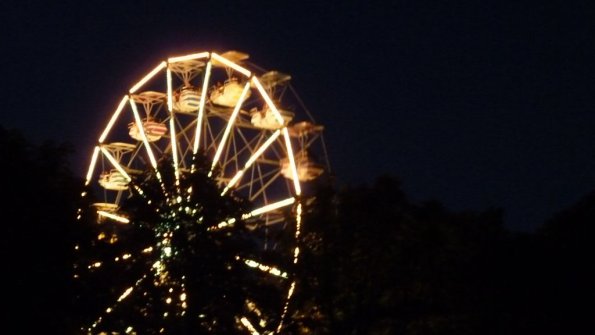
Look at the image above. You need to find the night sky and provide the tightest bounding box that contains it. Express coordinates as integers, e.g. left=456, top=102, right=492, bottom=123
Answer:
left=2, top=1, right=595, bottom=231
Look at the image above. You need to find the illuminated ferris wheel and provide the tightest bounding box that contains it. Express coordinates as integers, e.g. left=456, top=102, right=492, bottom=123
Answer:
left=76, top=50, right=329, bottom=334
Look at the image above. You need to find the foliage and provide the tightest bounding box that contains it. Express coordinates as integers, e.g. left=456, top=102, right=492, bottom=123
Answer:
left=0, top=126, right=80, bottom=333
left=73, top=153, right=273, bottom=334
left=1, top=125, right=590, bottom=334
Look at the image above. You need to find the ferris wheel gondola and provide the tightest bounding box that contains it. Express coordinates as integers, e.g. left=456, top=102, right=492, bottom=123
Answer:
left=77, top=50, right=330, bottom=334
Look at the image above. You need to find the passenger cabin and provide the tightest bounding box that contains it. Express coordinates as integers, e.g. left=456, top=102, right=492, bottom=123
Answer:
left=280, top=155, right=324, bottom=182
left=98, top=169, right=129, bottom=190
left=175, top=86, right=201, bottom=113
left=210, top=78, right=251, bottom=107
left=288, top=121, right=324, bottom=138
left=250, top=107, right=294, bottom=129
left=129, top=119, right=167, bottom=142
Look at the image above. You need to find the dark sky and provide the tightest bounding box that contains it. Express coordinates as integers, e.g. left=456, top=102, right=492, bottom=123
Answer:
left=2, top=0, right=595, bottom=231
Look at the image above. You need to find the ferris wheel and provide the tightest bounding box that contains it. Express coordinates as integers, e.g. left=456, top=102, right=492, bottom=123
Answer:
left=76, top=50, right=329, bottom=334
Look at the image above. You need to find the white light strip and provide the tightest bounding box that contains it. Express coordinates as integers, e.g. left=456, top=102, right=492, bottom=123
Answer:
left=89, top=275, right=146, bottom=330
left=293, top=202, right=303, bottom=265
left=251, top=77, right=284, bottom=124
left=193, top=61, right=212, bottom=155
left=168, top=52, right=209, bottom=63
left=283, top=128, right=302, bottom=195
left=276, top=281, right=297, bottom=333
left=243, top=197, right=295, bottom=219
left=210, top=82, right=251, bottom=172
left=85, top=146, right=101, bottom=185
left=221, top=130, right=282, bottom=195
left=239, top=317, right=260, bottom=335
left=208, top=218, right=236, bottom=231
left=242, top=258, right=288, bottom=278
left=166, top=68, right=173, bottom=112
left=117, top=286, right=134, bottom=302
left=99, top=95, right=129, bottom=143
left=245, top=130, right=282, bottom=167
left=211, top=52, right=251, bottom=77
left=97, top=210, right=130, bottom=224
left=221, top=171, right=244, bottom=195
left=295, top=203, right=302, bottom=239
left=130, top=99, right=158, bottom=169
left=169, top=116, right=180, bottom=183
left=166, top=68, right=180, bottom=183
left=129, top=61, right=166, bottom=93
left=100, top=147, right=132, bottom=181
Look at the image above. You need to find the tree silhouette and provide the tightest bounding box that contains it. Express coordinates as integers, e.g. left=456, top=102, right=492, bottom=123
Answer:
left=73, top=152, right=297, bottom=334
left=3, top=124, right=590, bottom=334
left=0, top=126, right=80, bottom=333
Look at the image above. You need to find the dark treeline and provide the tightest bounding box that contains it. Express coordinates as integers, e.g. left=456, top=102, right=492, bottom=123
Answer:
left=1, top=125, right=590, bottom=334
left=292, top=177, right=591, bottom=334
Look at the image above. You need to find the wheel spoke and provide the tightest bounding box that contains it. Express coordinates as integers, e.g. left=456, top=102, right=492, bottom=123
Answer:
left=78, top=50, right=327, bottom=334
left=129, top=61, right=166, bottom=93
left=99, top=95, right=129, bottom=143
left=193, top=61, right=212, bottom=157
left=221, top=130, right=281, bottom=195
left=210, top=82, right=251, bottom=174
left=85, top=146, right=101, bottom=186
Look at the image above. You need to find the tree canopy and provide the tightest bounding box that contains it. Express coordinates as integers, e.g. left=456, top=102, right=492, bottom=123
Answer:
left=1, top=125, right=590, bottom=334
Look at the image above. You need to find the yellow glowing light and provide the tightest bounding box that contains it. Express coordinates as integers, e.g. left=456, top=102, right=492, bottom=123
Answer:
left=99, top=147, right=132, bottom=181
left=142, top=246, right=153, bottom=253
left=99, top=95, right=129, bottom=143
left=208, top=218, right=236, bottom=231
left=166, top=297, right=172, bottom=304
left=287, top=281, right=296, bottom=299
left=118, top=286, right=133, bottom=302
left=130, top=99, right=158, bottom=169
left=106, top=307, right=112, bottom=313
left=180, top=293, right=186, bottom=301
left=283, top=127, right=302, bottom=195
left=91, top=261, right=102, bottom=268
left=168, top=52, right=209, bottom=63
left=251, top=76, right=284, bottom=124
left=125, top=326, right=134, bottom=334
left=97, top=210, right=130, bottom=224
left=295, top=203, right=302, bottom=239
left=293, top=247, right=300, bottom=264
left=242, top=258, right=288, bottom=278
left=153, top=260, right=164, bottom=271
left=129, top=61, right=167, bottom=93
left=211, top=52, right=251, bottom=77
left=193, top=61, right=212, bottom=156
left=276, top=281, right=297, bottom=333
left=211, top=82, right=251, bottom=171
left=243, top=197, right=296, bottom=218
left=85, top=146, right=101, bottom=185
left=122, top=253, right=131, bottom=260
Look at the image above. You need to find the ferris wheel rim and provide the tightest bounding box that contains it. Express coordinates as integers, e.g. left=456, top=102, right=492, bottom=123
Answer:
left=78, top=49, right=328, bottom=334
